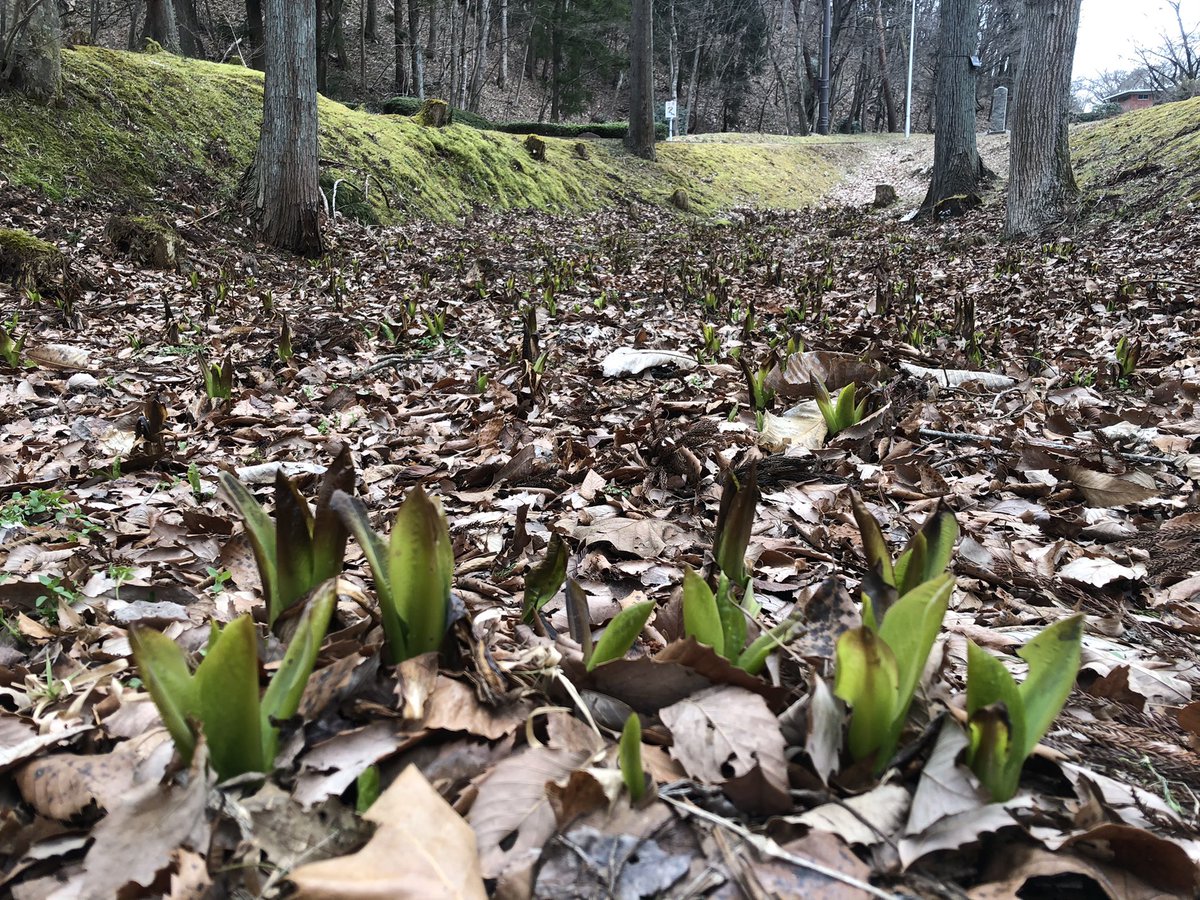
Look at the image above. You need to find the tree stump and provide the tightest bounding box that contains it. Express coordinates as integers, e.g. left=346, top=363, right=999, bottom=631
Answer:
left=524, top=135, right=547, bottom=161
left=668, top=188, right=691, bottom=212
left=573, top=142, right=589, bottom=160
left=414, top=99, right=450, bottom=128
left=0, top=228, right=62, bottom=290
left=105, top=215, right=180, bottom=270
left=873, top=184, right=898, bottom=208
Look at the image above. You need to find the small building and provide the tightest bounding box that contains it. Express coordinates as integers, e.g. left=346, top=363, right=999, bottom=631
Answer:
left=1104, top=75, right=1163, bottom=113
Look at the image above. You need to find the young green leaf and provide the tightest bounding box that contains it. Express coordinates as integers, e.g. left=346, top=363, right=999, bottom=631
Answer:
left=523, top=533, right=568, bottom=624
left=387, top=485, right=454, bottom=661
left=734, top=611, right=805, bottom=675
left=1016, top=614, right=1083, bottom=752
left=850, top=492, right=895, bottom=588
left=311, top=446, right=354, bottom=584
left=260, top=579, right=336, bottom=765
left=618, top=713, right=647, bottom=803
left=834, top=626, right=900, bottom=763
left=714, top=463, right=758, bottom=588
left=218, top=473, right=279, bottom=618
left=965, top=639, right=1026, bottom=801
left=587, top=601, right=655, bottom=671
left=195, top=614, right=264, bottom=779
left=714, top=574, right=747, bottom=662
left=129, top=627, right=199, bottom=762
left=330, top=490, right=394, bottom=611
left=682, top=567, right=723, bottom=657
left=274, top=473, right=316, bottom=624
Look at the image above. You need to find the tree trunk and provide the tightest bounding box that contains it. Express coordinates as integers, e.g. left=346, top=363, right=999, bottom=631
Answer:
left=1005, top=0, right=1082, bottom=236
left=394, top=0, right=409, bottom=92
left=1, top=0, right=61, bottom=104
left=497, top=0, right=507, bottom=88
left=872, top=0, right=897, bottom=131
left=144, top=0, right=180, bottom=52
left=468, top=0, right=492, bottom=111
left=365, top=0, right=377, bottom=41
left=249, top=0, right=323, bottom=256
left=409, top=0, right=425, bottom=97
left=173, top=0, right=204, bottom=56
left=247, top=0, right=265, bottom=69
left=549, top=0, right=562, bottom=122
left=626, top=0, right=656, bottom=159
left=920, top=0, right=988, bottom=215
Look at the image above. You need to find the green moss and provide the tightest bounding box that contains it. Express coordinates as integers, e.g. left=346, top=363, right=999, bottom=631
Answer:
left=0, top=227, right=61, bottom=289
left=1072, top=97, right=1200, bottom=215
left=0, top=46, right=839, bottom=222
left=105, top=214, right=179, bottom=268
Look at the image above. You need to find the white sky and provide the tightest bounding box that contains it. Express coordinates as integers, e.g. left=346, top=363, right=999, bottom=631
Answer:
left=1073, top=0, right=1198, bottom=78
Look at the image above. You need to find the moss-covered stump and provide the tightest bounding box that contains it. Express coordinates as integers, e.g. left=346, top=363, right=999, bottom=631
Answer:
left=413, top=99, right=450, bottom=128
left=105, top=214, right=180, bottom=269
left=669, top=188, right=691, bottom=212
left=0, top=228, right=62, bottom=290
left=573, top=142, right=590, bottom=160
left=525, top=135, right=547, bottom=162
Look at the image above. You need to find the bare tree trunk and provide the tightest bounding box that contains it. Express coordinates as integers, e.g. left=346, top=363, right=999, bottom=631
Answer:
left=666, top=0, right=679, bottom=104
left=409, top=0, right=425, bottom=97
left=468, top=0, right=491, bottom=111
left=549, top=0, right=562, bottom=121
left=127, top=0, right=141, bottom=50
left=1005, top=0, right=1082, bottom=236
left=626, top=0, right=656, bottom=159
left=173, top=0, right=204, bottom=56
left=247, top=0, right=265, bottom=69
left=365, top=0, right=377, bottom=41
left=426, top=0, right=438, bottom=58
left=920, top=0, right=988, bottom=215
left=394, top=0, right=409, bottom=92
left=144, top=0, right=180, bottom=51
left=791, top=0, right=810, bottom=135
left=249, top=0, right=323, bottom=256
left=497, top=0, right=507, bottom=88
left=1, top=0, right=61, bottom=104
left=872, top=0, right=897, bottom=131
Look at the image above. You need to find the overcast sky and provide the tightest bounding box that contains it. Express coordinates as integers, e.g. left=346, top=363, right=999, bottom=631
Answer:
left=1073, top=0, right=1197, bottom=78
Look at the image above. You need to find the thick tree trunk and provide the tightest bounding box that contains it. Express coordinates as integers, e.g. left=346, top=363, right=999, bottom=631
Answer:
left=365, top=0, right=377, bottom=41
left=626, top=0, right=656, bottom=159
left=249, top=0, right=323, bottom=256
left=143, top=0, right=180, bottom=52
left=1, top=0, right=61, bottom=103
left=872, top=0, right=897, bottom=132
left=549, top=0, right=562, bottom=122
left=247, top=0, right=265, bottom=69
left=173, top=0, right=204, bottom=56
left=1005, top=0, right=1082, bottom=236
left=920, top=0, right=988, bottom=216
left=409, top=0, right=425, bottom=97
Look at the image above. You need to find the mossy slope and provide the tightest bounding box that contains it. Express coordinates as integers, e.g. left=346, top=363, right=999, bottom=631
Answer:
left=0, top=47, right=838, bottom=221
left=1072, top=96, right=1200, bottom=211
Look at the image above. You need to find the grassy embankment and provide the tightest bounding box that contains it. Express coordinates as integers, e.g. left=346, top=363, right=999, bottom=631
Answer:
left=0, top=46, right=843, bottom=222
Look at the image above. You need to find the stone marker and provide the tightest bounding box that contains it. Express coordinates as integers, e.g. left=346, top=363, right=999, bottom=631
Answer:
left=989, top=86, right=1008, bottom=134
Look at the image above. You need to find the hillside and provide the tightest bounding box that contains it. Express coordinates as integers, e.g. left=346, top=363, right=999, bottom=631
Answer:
left=0, top=47, right=843, bottom=221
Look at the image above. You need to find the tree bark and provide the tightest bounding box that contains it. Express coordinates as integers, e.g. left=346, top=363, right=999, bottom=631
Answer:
left=872, top=0, right=897, bottom=131
left=920, top=0, right=988, bottom=216
left=249, top=0, right=323, bottom=256
left=247, top=0, right=265, bottom=69
left=468, top=0, right=492, bottom=111
left=409, top=0, right=425, bottom=97
left=173, top=0, right=204, bottom=56
left=1005, top=0, right=1082, bottom=236
left=626, top=0, right=656, bottom=159
left=394, top=0, right=410, bottom=92
left=365, top=0, right=377, bottom=41
left=144, top=0, right=180, bottom=52
left=1, top=0, right=61, bottom=104
left=497, top=0, right=507, bottom=88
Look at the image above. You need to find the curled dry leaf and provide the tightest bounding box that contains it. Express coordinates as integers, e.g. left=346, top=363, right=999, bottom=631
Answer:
left=600, top=347, right=698, bottom=377
left=1064, top=465, right=1158, bottom=508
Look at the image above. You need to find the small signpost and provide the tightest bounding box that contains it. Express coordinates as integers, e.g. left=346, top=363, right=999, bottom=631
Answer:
left=665, top=99, right=678, bottom=140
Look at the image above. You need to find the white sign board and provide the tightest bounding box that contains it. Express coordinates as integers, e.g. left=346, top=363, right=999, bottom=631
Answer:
left=664, top=100, right=678, bottom=120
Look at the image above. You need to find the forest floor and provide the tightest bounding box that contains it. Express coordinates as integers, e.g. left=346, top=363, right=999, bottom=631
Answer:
left=4, top=85, right=1200, bottom=898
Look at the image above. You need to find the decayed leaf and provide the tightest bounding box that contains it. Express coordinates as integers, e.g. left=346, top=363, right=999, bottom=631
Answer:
left=289, top=765, right=487, bottom=899
left=570, top=517, right=687, bottom=558
left=905, top=721, right=984, bottom=836
left=469, top=747, right=589, bottom=879
left=24, top=343, right=92, bottom=370
left=1064, top=465, right=1158, bottom=508
left=660, top=685, right=788, bottom=808
left=1058, top=555, right=1144, bottom=587
left=790, top=783, right=910, bottom=847
left=759, top=401, right=827, bottom=451
left=600, top=346, right=698, bottom=377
